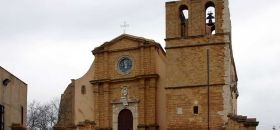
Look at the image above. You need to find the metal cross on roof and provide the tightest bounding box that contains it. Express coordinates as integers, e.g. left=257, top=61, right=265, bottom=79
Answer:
left=120, top=21, right=129, bottom=34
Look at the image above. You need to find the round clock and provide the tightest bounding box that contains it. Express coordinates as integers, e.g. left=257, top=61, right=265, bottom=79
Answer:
left=118, top=57, right=133, bottom=74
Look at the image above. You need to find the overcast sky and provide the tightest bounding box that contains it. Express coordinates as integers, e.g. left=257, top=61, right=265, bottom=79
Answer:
left=0, top=0, right=280, bottom=129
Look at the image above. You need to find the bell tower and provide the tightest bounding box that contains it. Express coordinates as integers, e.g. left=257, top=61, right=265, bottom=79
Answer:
left=166, top=0, right=231, bottom=38
left=165, top=0, right=238, bottom=129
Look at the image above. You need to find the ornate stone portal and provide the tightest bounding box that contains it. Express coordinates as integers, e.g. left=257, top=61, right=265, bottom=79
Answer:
left=112, top=87, right=138, bottom=130
left=112, top=103, right=138, bottom=130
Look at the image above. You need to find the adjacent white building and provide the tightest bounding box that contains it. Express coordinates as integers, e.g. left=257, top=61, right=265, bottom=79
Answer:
left=0, top=66, right=27, bottom=130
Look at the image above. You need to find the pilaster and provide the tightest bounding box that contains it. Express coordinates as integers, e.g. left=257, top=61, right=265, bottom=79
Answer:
left=138, top=79, right=146, bottom=129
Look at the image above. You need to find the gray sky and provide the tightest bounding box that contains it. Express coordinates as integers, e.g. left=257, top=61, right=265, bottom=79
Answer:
left=0, top=0, right=280, bottom=129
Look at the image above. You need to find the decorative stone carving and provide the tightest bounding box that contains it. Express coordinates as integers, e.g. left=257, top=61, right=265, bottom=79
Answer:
left=121, top=97, right=128, bottom=106
left=121, top=87, right=128, bottom=97
left=121, top=87, right=128, bottom=106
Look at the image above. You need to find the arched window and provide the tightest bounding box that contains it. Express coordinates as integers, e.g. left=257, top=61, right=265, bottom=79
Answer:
left=205, top=1, right=216, bottom=35
left=81, top=85, right=86, bottom=95
left=2, top=78, right=11, bottom=86
left=179, top=5, right=189, bottom=37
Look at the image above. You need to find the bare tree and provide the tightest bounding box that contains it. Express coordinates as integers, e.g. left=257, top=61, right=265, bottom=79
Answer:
left=27, top=98, right=60, bottom=130
left=48, top=99, right=60, bottom=127
left=27, top=101, right=40, bottom=130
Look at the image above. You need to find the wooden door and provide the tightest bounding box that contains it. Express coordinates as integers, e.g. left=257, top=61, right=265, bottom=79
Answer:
left=118, top=109, right=133, bottom=130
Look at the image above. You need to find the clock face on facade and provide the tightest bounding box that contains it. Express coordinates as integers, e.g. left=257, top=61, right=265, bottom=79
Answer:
left=118, top=57, right=133, bottom=74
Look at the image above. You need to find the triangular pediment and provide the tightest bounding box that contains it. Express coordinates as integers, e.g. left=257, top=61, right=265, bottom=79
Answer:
left=92, top=34, right=158, bottom=54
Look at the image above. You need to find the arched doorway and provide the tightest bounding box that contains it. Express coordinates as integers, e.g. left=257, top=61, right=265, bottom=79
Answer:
left=118, top=109, right=133, bottom=130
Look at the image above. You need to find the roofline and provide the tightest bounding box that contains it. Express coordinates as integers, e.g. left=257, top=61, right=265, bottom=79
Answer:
left=92, top=34, right=166, bottom=55
left=0, top=66, right=28, bottom=85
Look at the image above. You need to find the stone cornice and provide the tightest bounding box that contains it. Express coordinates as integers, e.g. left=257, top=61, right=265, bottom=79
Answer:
left=164, top=32, right=231, bottom=41
left=90, top=74, right=159, bottom=84
left=165, top=83, right=226, bottom=89
left=111, top=99, right=140, bottom=104
left=244, top=119, right=259, bottom=127
left=165, top=42, right=229, bottom=50
left=92, top=43, right=165, bottom=55
left=91, top=34, right=166, bottom=55
left=228, top=114, right=259, bottom=127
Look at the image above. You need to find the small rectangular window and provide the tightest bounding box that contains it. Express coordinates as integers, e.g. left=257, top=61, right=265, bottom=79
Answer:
left=21, top=106, right=24, bottom=125
left=193, top=106, right=199, bottom=114
left=0, top=105, right=4, bottom=130
left=81, top=85, right=86, bottom=95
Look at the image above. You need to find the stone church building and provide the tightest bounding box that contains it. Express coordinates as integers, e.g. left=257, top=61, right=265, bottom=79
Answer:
left=55, top=0, right=258, bottom=130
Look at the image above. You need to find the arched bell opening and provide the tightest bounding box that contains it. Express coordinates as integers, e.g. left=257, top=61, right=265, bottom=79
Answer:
left=179, top=5, right=189, bottom=38
left=205, top=1, right=216, bottom=35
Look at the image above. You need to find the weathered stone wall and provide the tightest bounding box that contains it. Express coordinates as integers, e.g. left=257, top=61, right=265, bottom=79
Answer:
left=166, top=85, right=228, bottom=130
left=56, top=82, right=75, bottom=128
left=165, top=0, right=239, bottom=129
left=226, top=114, right=258, bottom=130
left=74, top=62, right=95, bottom=124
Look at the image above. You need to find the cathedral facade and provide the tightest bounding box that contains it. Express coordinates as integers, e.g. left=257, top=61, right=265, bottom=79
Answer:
left=55, top=0, right=258, bottom=130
